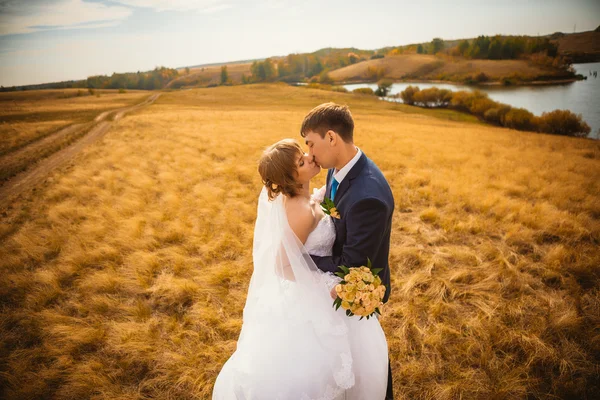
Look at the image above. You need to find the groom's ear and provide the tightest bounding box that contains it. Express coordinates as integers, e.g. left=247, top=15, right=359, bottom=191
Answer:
left=327, top=130, right=336, bottom=145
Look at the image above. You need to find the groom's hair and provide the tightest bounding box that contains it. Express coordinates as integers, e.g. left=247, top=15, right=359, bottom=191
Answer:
left=300, top=102, right=354, bottom=143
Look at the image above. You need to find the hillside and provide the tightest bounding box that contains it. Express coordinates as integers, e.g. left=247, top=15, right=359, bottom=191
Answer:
left=552, top=28, right=600, bottom=62
left=328, top=54, right=573, bottom=84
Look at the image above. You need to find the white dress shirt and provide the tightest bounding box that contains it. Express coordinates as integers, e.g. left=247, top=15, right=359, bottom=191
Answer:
left=332, top=147, right=362, bottom=185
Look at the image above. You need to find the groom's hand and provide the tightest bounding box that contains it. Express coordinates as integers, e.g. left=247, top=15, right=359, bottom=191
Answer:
left=330, top=287, right=337, bottom=300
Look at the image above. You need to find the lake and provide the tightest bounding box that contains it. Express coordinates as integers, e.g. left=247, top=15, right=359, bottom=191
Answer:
left=343, top=62, right=600, bottom=139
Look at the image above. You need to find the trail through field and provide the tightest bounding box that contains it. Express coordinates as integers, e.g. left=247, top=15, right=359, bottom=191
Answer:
left=0, top=93, right=161, bottom=210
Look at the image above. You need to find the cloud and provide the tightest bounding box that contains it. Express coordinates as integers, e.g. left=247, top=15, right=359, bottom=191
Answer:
left=112, top=0, right=232, bottom=13
left=0, top=0, right=133, bottom=35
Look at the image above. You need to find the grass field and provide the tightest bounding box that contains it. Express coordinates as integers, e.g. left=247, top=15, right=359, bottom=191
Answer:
left=0, top=89, right=149, bottom=156
left=1, top=84, right=599, bottom=399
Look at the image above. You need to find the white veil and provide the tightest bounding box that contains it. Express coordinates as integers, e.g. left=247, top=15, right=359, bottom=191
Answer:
left=222, top=187, right=355, bottom=399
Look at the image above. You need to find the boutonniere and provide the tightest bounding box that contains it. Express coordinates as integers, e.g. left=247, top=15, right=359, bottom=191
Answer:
left=321, top=197, right=340, bottom=219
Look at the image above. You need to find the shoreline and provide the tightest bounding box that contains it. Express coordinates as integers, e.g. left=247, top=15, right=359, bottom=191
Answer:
left=334, top=77, right=581, bottom=88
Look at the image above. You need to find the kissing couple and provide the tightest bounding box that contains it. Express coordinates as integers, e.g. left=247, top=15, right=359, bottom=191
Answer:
left=213, top=102, right=395, bottom=399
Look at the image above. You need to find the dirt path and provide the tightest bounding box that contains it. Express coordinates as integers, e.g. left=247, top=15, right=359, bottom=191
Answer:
left=0, top=93, right=161, bottom=210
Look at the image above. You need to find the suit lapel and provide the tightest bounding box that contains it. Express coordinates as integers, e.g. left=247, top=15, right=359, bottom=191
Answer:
left=333, top=152, right=367, bottom=205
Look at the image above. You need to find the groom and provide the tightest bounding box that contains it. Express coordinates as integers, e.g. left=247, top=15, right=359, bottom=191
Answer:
left=301, top=102, right=395, bottom=400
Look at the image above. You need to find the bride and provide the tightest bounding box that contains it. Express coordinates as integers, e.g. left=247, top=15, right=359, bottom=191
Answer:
left=212, top=139, right=389, bottom=399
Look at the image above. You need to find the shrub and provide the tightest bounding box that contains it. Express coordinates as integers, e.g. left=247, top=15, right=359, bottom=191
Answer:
left=476, top=72, right=490, bottom=82
left=348, top=52, right=360, bottom=64
left=118, top=88, right=127, bottom=93
left=400, top=85, right=420, bottom=105
left=353, top=88, right=375, bottom=95
left=484, top=105, right=512, bottom=125
left=538, top=110, right=591, bottom=137
left=470, top=97, right=497, bottom=117
left=504, top=107, right=536, bottom=131
left=449, top=90, right=474, bottom=112
left=413, top=88, right=452, bottom=108
left=367, top=66, right=385, bottom=81
left=88, top=88, right=95, bottom=95
left=370, top=54, right=385, bottom=60
left=331, top=86, right=348, bottom=93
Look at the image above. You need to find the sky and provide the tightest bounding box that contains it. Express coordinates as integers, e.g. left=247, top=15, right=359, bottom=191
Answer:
left=0, top=0, right=598, bottom=87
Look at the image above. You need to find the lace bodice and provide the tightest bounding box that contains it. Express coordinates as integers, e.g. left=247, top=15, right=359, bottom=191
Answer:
left=304, top=214, right=336, bottom=256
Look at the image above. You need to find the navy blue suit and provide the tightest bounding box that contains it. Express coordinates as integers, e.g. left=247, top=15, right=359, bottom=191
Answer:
left=311, top=151, right=395, bottom=400
left=312, top=151, right=394, bottom=304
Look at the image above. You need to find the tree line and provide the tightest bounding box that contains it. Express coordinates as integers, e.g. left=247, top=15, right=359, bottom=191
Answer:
left=1, top=66, right=179, bottom=92
left=412, top=35, right=565, bottom=63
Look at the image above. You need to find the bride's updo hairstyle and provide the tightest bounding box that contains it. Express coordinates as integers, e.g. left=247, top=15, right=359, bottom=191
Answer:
left=258, top=139, right=304, bottom=200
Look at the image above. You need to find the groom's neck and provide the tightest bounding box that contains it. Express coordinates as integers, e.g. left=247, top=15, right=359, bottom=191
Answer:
left=334, top=143, right=358, bottom=172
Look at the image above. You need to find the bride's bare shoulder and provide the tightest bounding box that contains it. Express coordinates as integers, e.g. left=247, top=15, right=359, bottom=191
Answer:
left=285, top=196, right=316, bottom=243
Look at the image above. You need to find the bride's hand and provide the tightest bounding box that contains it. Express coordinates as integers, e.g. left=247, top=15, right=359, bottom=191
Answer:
left=330, top=286, right=337, bottom=300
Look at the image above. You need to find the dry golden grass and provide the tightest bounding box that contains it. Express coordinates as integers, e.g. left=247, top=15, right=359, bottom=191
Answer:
left=555, top=30, right=600, bottom=56
left=0, top=89, right=149, bottom=155
left=1, top=84, right=599, bottom=399
left=329, top=54, right=439, bottom=81
left=329, top=54, right=566, bottom=83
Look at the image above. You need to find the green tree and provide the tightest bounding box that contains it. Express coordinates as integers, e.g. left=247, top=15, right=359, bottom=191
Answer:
left=488, top=36, right=503, bottom=59
left=220, top=66, right=229, bottom=85
left=458, top=40, right=469, bottom=56
left=374, top=79, right=393, bottom=97
left=250, top=59, right=276, bottom=82
left=471, top=35, right=491, bottom=58
left=417, top=44, right=424, bottom=54
left=431, top=38, right=444, bottom=54
left=319, top=71, right=333, bottom=84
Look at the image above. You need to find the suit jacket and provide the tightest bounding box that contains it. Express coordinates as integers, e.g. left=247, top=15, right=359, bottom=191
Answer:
left=312, top=152, right=394, bottom=304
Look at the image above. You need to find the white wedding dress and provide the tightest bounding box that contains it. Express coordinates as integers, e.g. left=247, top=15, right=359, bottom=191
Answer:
left=212, top=188, right=389, bottom=400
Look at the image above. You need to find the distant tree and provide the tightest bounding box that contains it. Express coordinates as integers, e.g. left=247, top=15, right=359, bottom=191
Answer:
left=488, top=36, right=503, bottom=59
left=375, top=79, right=393, bottom=97
left=309, top=58, right=324, bottom=77
left=220, top=66, right=229, bottom=85
left=348, top=52, right=359, bottom=64
left=470, top=35, right=491, bottom=58
left=251, top=59, right=276, bottom=82
left=417, top=44, right=424, bottom=54
left=319, top=71, right=334, bottom=84
left=431, top=38, right=444, bottom=54
left=458, top=40, right=469, bottom=57
left=277, top=60, right=290, bottom=78
left=185, top=67, right=190, bottom=75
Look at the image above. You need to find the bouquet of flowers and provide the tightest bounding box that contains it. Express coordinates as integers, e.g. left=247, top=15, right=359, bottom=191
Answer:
left=332, top=259, right=385, bottom=320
